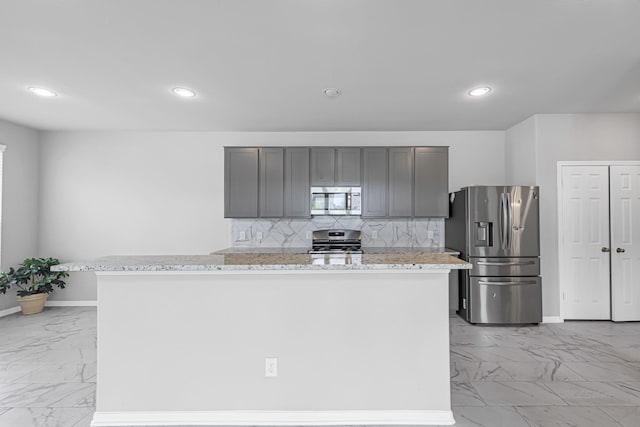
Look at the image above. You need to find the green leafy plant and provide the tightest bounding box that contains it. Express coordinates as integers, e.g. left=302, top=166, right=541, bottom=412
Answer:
left=0, top=258, right=69, bottom=297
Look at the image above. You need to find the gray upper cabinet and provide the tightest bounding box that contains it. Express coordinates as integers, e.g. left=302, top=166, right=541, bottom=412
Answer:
left=362, top=148, right=387, bottom=217
left=224, top=148, right=259, bottom=218
left=310, top=148, right=335, bottom=186
left=388, top=147, right=414, bottom=217
left=259, top=148, right=284, bottom=218
left=335, top=148, right=361, bottom=186
left=284, top=148, right=310, bottom=217
left=414, top=147, right=449, bottom=217
left=225, top=145, right=448, bottom=219
left=311, top=147, right=361, bottom=186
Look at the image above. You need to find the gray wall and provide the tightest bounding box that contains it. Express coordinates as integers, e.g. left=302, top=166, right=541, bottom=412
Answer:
left=38, top=130, right=506, bottom=301
left=6, top=115, right=638, bottom=317
left=0, top=119, right=40, bottom=311
left=7, top=115, right=638, bottom=317
left=505, top=115, right=536, bottom=185
left=536, top=113, right=640, bottom=318
left=505, top=113, right=640, bottom=318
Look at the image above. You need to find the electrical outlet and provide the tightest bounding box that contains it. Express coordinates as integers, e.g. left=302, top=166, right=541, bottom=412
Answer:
left=265, top=357, right=277, bottom=378
left=238, top=231, right=246, bottom=241
left=257, top=231, right=263, bottom=240
left=372, top=231, right=378, bottom=239
left=306, top=231, right=312, bottom=239
left=428, top=230, right=434, bottom=239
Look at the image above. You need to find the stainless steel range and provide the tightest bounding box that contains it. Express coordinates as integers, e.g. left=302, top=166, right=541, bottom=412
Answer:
left=308, top=229, right=363, bottom=254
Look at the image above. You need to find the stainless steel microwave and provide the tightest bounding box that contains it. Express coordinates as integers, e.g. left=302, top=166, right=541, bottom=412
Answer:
left=310, top=187, right=361, bottom=215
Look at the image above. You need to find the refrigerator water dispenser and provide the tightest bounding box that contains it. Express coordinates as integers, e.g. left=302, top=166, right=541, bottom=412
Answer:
left=474, top=222, right=493, bottom=247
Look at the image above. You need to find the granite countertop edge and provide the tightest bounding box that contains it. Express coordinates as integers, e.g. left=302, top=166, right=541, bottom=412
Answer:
left=212, top=246, right=461, bottom=255
left=53, top=263, right=470, bottom=272
left=52, top=253, right=470, bottom=272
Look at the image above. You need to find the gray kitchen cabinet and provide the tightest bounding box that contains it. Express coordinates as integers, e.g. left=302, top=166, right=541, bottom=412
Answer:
left=414, top=147, right=449, bottom=217
left=224, top=147, right=259, bottom=218
left=336, top=148, right=361, bottom=185
left=259, top=148, right=284, bottom=217
left=388, top=147, right=414, bottom=217
left=362, top=148, right=387, bottom=217
left=284, top=148, right=310, bottom=217
left=225, top=145, right=448, bottom=219
left=311, top=147, right=361, bottom=186
left=310, top=148, right=335, bottom=186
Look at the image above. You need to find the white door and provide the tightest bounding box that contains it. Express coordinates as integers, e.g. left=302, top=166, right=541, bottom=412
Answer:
left=610, top=165, right=640, bottom=321
left=560, top=166, right=611, bottom=319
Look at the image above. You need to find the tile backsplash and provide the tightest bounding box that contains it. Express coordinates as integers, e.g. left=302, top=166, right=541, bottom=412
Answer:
left=231, top=217, right=444, bottom=248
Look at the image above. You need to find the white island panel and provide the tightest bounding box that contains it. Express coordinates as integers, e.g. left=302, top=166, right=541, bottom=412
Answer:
left=93, top=269, right=453, bottom=426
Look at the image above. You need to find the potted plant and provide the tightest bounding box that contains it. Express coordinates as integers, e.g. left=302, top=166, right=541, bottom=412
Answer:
left=0, top=258, right=69, bottom=315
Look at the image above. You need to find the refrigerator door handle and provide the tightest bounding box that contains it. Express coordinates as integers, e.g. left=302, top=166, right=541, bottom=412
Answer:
left=500, top=193, right=509, bottom=250
left=477, top=261, right=536, bottom=266
left=478, top=280, right=539, bottom=286
left=506, top=192, right=513, bottom=250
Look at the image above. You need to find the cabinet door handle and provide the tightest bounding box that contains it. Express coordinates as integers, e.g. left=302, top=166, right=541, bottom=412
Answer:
left=601, top=247, right=610, bottom=253
left=617, top=247, right=626, bottom=253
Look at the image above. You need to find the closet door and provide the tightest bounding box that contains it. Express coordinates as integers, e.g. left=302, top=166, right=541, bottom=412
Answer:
left=560, top=165, right=611, bottom=320
left=610, top=165, right=640, bottom=321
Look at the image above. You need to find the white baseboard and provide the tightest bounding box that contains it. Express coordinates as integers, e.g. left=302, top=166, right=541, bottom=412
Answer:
left=0, top=306, right=20, bottom=318
left=91, top=410, right=455, bottom=426
left=0, top=301, right=97, bottom=317
left=45, top=300, right=97, bottom=307
left=543, top=316, right=564, bottom=323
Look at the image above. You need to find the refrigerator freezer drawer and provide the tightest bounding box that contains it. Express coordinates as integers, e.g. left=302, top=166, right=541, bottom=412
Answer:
left=469, top=276, right=542, bottom=324
left=469, top=257, right=540, bottom=277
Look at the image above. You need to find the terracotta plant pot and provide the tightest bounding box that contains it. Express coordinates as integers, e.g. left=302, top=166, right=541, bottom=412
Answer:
left=16, top=293, right=49, bottom=315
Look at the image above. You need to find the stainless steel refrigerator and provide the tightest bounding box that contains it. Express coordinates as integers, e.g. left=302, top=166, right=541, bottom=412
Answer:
left=446, top=186, right=542, bottom=324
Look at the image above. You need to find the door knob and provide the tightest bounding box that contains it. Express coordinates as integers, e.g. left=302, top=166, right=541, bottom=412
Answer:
left=617, top=248, right=626, bottom=253
left=601, top=247, right=610, bottom=253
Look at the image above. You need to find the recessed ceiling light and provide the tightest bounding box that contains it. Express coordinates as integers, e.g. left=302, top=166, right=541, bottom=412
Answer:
left=172, top=87, right=196, bottom=98
left=323, top=88, right=341, bottom=98
left=468, top=87, right=492, bottom=97
left=27, top=87, right=57, bottom=97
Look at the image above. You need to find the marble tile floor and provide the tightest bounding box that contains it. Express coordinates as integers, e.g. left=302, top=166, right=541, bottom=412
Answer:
left=448, top=315, right=640, bottom=427
left=1, top=308, right=640, bottom=426
left=0, top=307, right=96, bottom=427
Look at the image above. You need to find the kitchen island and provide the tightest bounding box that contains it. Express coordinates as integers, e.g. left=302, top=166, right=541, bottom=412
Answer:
left=55, top=252, right=470, bottom=427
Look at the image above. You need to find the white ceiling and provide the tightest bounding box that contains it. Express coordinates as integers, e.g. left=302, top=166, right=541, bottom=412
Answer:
left=1, top=0, right=640, bottom=132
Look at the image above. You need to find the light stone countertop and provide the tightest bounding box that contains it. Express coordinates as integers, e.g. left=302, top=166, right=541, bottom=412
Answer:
left=212, top=247, right=311, bottom=254
left=363, top=247, right=460, bottom=255
left=53, top=253, right=470, bottom=272
left=212, top=246, right=460, bottom=255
